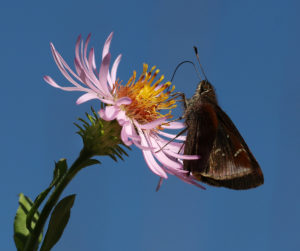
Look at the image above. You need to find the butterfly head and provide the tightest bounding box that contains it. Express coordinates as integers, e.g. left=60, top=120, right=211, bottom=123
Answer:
left=197, top=80, right=217, bottom=102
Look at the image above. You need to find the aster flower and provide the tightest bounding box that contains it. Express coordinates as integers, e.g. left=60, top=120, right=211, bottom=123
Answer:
left=44, top=32, right=204, bottom=189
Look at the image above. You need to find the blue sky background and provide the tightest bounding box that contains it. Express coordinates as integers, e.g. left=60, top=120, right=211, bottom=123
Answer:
left=1, top=0, right=299, bottom=250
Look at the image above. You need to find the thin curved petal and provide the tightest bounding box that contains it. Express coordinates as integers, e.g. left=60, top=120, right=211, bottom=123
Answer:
left=139, top=130, right=168, bottom=178
left=142, top=149, right=168, bottom=179
left=137, top=117, right=168, bottom=130
left=76, top=92, right=98, bottom=104
left=116, top=97, right=131, bottom=106
left=98, top=53, right=112, bottom=97
left=50, top=43, right=84, bottom=89
left=73, top=57, right=102, bottom=94
left=168, top=169, right=206, bottom=189
left=121, top=126, right=133, bottom=146
left=102, top=32, right=113, bottom=59
left=163, top=149, right=200, bottom=160
left=88, top=47, right=97, bottom=71
left=147, top=135, right=183, bottom=170
left=107, top=71, right=113, bottom=90
left=84, top=34, right=92, bottom=68
left=44, top=76, right=87, bottom=92
left=101, top=105, right=119, bottom=120
left=133, top=141, right=155, bottom=151
left=162, top=121, right=186, bottom=129
left=119, top=122, right=146, bottom=146
left=111, top=54, right=122, bottom=84
left=157, top=130, right=186, bottom=141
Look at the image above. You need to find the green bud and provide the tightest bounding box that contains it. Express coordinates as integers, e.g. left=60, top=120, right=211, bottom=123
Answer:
left=75, top=108, right=130, bottom=161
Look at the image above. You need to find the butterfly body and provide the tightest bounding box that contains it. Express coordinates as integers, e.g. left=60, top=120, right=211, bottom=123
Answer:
left=183, top=80, right=264, bottom=189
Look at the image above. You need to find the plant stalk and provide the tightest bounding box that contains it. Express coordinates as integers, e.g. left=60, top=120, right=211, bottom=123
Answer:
left=24, top=148, right=93, bottom=251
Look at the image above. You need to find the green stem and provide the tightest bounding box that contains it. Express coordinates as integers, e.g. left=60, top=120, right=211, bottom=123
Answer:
left=24, top=148, right=93, bottom=251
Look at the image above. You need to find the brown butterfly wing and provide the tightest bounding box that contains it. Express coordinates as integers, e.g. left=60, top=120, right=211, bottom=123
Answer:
left=183, top=102, right=218, bottom=174
left=197, top=105, right=264, bottom=189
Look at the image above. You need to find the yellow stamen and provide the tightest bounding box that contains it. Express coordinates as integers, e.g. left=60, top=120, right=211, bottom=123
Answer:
left=114, top=64, right=177, bottom=126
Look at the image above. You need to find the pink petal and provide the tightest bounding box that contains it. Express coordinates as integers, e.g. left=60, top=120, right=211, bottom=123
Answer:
left=102, top=32, right=113, bottom=59
left=157, top=130, right=186, bottom=141
left=142, top=149, right=168, bottom=179
left=79, top=39, right=99, bottom=86
left=74, top=58, right=83, bottom=77
left=44, top=76, right=87, bottom=92
left=162, top=121, right=186, bottom=129
left=50, top=43, right=83, bottom=89
left=111, top=54, right=122, bottom=84
left=74, top=58, right=102, bottom=94
left=168, top=169, right=206, bottom=189
left=77, top=38, right=106, bottom=94
left=116, top=110, right=128, bottom=125
left=137, top=117, right=168, bottom=130
left=98, top=53, right=112, bottom=97
left=98, top=99, right=115, bottom=105
left=102, top=105, right=119, bottom=120
left=119, top=122, right=144, bottom=143
left=139, top=131, right=168, bottom=178
left=147, top=136, right=183, bottom=170
left=163, top=149, right=200, bottom=160
left=75, top=35, right=83, bottom=71
left=76, top=93, right=98, bottom=104
left=107, top=71, right=113, bottom=90
left=55, top=46, right=87, bottom=85
left=121, top=126, right=133, bottom=146
left=99, top=109, right=105, bottom=118
left=154, top=135, right=183, bottom=150
left=88, top=47, right=97, bottom=71
left=84, top=34, right=92, bottom=68
left=133, top=141, right=155, bottom=150
left=116, top=97, right=132, bottom=106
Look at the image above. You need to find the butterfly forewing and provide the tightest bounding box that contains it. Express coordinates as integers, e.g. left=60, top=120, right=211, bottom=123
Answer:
left=183, top=102, right=218, bottom=174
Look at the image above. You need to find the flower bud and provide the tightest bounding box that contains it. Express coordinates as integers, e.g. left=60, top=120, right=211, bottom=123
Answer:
left=75, top=108, right=130, bottom=161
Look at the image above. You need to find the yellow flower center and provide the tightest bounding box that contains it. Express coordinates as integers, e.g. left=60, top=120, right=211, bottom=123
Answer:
left=114, top=64, right=177, bottom=125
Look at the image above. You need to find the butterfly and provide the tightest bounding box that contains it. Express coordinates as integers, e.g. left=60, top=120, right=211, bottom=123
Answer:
left=181, top=47, right=264, bottom=189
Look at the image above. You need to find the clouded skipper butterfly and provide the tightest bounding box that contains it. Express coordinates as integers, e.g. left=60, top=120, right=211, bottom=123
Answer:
left=179, top=47, right=264, bottom=189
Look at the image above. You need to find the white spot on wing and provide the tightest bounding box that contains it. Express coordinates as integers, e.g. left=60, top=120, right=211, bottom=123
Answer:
left=234, top=148, right=246, bottom=157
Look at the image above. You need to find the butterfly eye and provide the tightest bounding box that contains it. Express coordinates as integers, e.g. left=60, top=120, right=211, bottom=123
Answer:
left=200, top=82, right=209, bottom=92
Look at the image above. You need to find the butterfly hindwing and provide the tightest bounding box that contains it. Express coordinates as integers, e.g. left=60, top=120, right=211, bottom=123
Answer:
left=197, top=105, right=264, bottom=189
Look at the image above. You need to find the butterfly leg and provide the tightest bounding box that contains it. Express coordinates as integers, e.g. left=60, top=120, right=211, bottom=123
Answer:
left=155, top=127, right=188, bottom=153
left=171, top=92, right=188, bottom=107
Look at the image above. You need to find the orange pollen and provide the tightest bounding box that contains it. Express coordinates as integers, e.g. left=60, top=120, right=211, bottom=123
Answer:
left=114, top=64, right=177, bottom=125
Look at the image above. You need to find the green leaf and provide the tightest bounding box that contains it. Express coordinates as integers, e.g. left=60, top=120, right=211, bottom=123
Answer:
left=25, top=159, right=68, bottom=233
left=40, top=194, right=76, bottom=251
left=14, top=193, right=42, bottom=251
left=53, top=159, right=68, bottom=186
left=26, top=188, right=51, bottom=233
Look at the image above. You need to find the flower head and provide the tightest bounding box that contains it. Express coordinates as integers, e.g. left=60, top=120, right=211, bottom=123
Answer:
left=44, top=32, right=204, bottom=189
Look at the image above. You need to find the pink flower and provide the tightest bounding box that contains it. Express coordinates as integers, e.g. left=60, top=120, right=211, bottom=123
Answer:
left=44, top=32, right=204, bottom=189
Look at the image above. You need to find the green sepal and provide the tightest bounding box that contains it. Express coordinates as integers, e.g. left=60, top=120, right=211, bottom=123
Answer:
left=40, top=194, right=76, bottom=251
left=14, top=193, right=42, bottom=251
left=76, top=107, right=131, bottom=161
left=78, top=158, right=101, bottom=169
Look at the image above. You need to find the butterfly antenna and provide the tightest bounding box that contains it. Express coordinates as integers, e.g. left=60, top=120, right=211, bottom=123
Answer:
left=170, top=60, right=202, bottom=82
left=193, top=46, right=208, bottom=81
